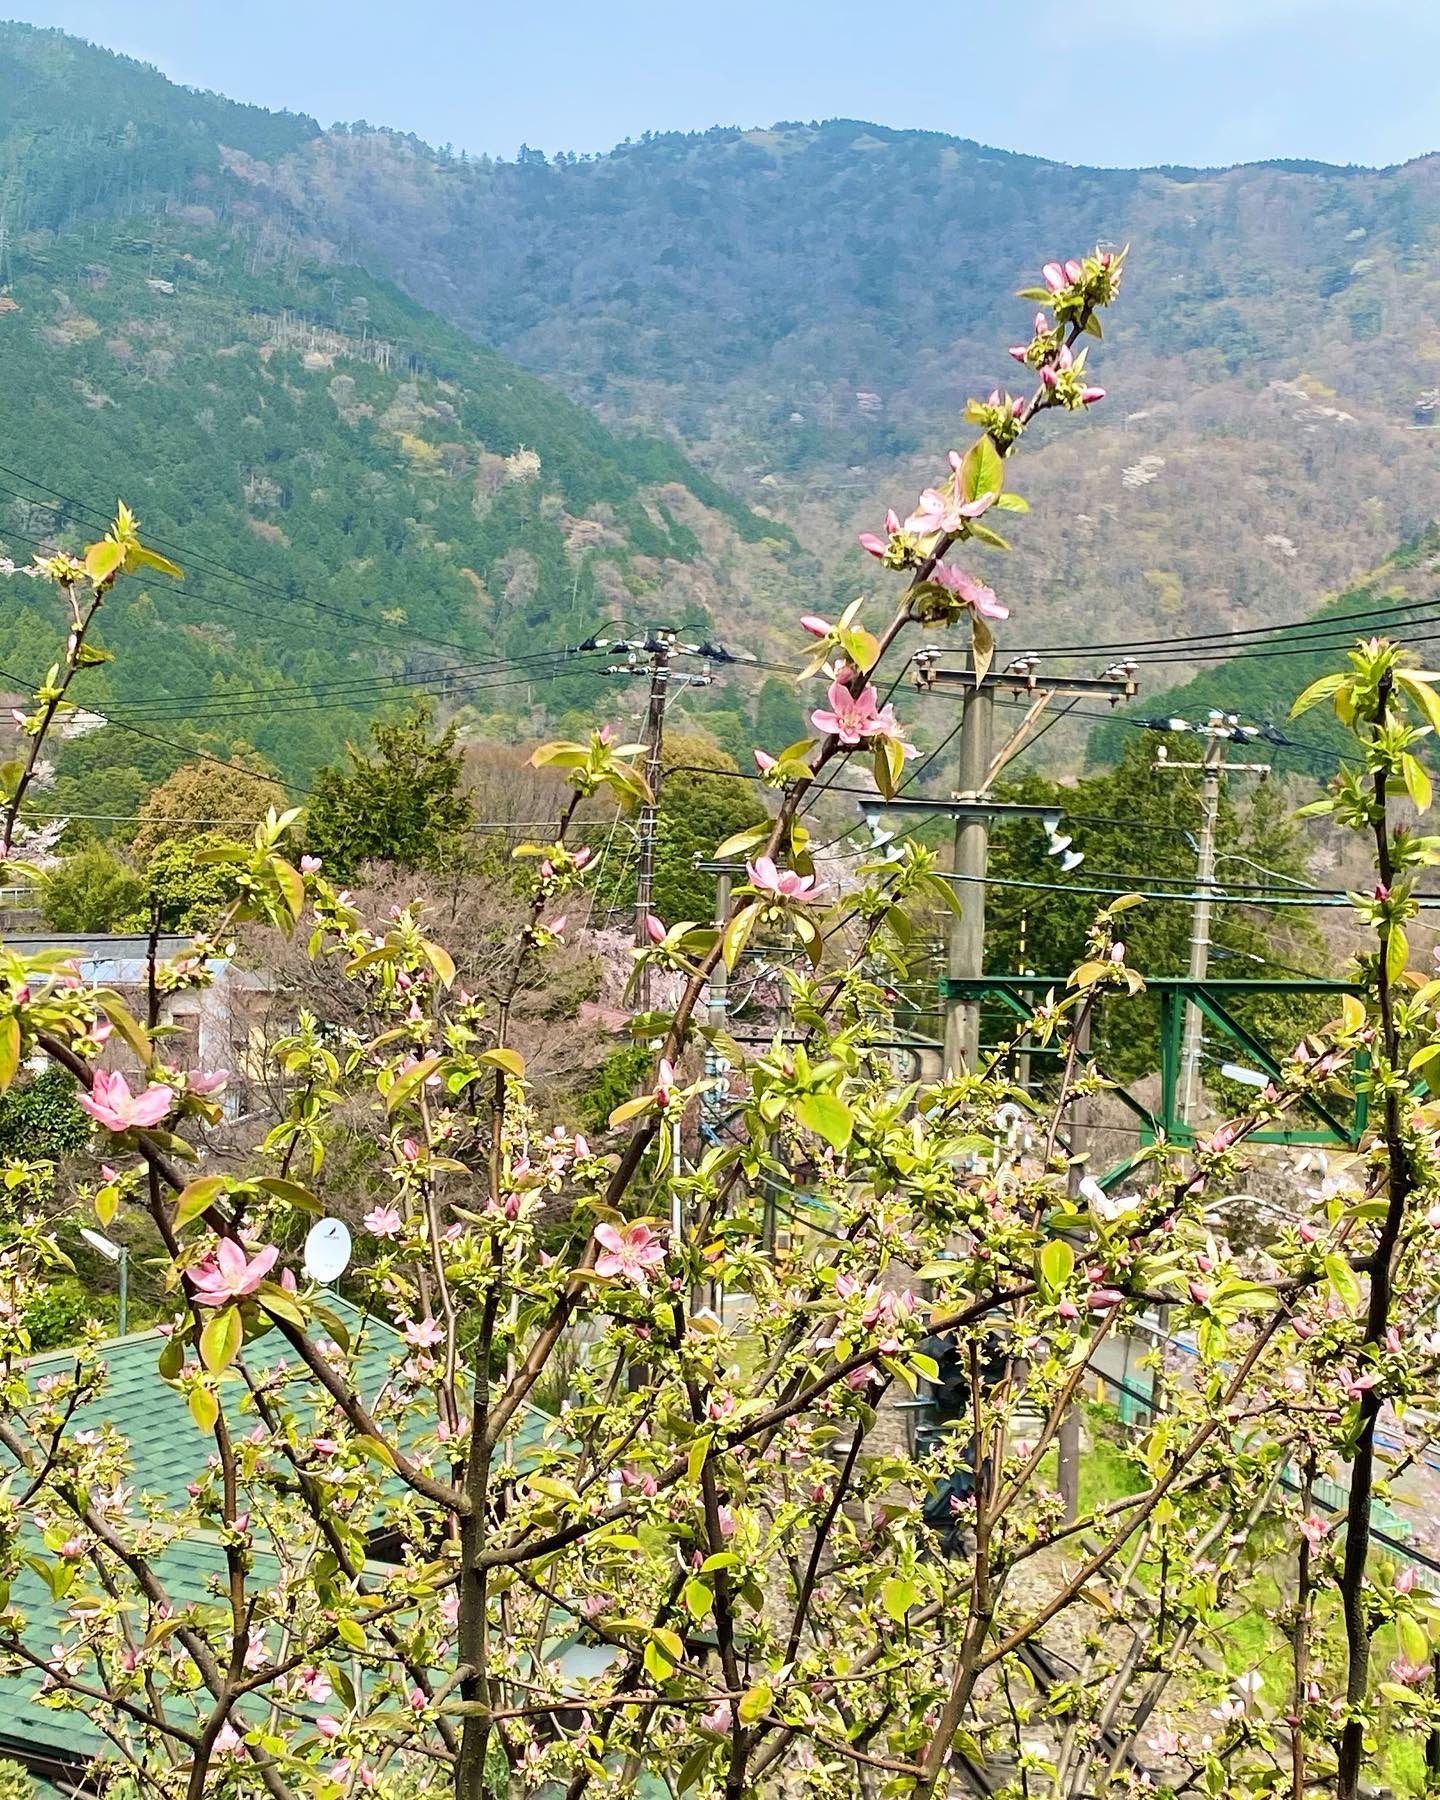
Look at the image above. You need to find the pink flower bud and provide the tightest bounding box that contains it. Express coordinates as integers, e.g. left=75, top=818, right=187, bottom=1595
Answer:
left=799, top=615, right=830, bottom=638
left=573, top=846, right=593, bottom=870
left=644, top=914, right=666, bottom=944
left=1042, top=262, right=1067, bottom=293
left=1080, top=386, right=1106, bottom=406
left=1088, top=1289, right=1125, bottom=1312
left=753, top=749, right=777, bottom=774
left=1008, top=345, right=1029, bottom=363
left=884, top=508, right=900, bottom=533
left=1188, top=1281, right=1210, bottom=1306
left=1064, top=258, right=1083, bottom=282
left=1042, top=364, right=1059, bottom=389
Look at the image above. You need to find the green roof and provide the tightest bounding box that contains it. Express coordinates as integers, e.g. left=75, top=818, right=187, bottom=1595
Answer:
left=0, top=1298, right=563, bottom=1782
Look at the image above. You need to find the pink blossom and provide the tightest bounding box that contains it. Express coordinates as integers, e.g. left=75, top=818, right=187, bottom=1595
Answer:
left=929, top=562, right=1009, bottom=622
left=78, top=1068, right=173, bottom=1133
left=300, top=854, right=322, bottom=875
left=644, top=914, right=667, bottom=944
left=363, top=1204, right=403, bottom=1239
left=753, top=749, right=777, bottom=774
left=655, top=1058, right=677, bottom=1107
left=1298, top=1516, right=1328, bottom=1550
left=903, top=482, right=996, bottom=541
left=1398, top=1564, right=1419, bottom=1594
left=857, top=509, right=902, bottom=557
left=1088, top=1289, right=1125, bottom=1311
left=573, top=846, right=593, bottom=870
left=214, top=1723, right=246, bottom=1758
left=810, top=678, right=914, bottom=752
left=315, top=1716, right=341, bottom=1742
left=186, top=1068, right=229, bottom=1096
left=747, top=855, right=818, bottom=903
left=187, top=1238, right=279, bottom=1306
left=593, top=1221, right=667, bottom=1291
left=1391, top=1657, right=1431, bottom=1687
left=402, top=1316, right=445, bottom=1349
left=547, top=915, right=567, bottom=936
left=297, top=1667, right=332, bottom=1704
left=1043, top=261, right=1068, bottom=292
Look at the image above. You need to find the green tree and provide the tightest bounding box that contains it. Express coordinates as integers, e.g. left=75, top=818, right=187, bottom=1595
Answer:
left=304, top=708, right=473, bottom=880
left=654, top=734, right=763, bottom=925
left=128, top=759, right=284, bottom=866
left=40, top=846, right=146, bottom=933
left=983, top=735, right=1325, bottom=1079
left=129, top=832, right=241, bottom=932
left=754, top=675, right=807, bottom=753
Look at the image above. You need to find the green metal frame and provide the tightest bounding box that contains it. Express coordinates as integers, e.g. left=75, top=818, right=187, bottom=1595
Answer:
left=942, top=975, right=1370, bottom=1186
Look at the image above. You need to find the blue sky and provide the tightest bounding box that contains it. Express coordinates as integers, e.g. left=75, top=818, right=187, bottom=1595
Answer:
left=5, top=0, right=1438, bottom=170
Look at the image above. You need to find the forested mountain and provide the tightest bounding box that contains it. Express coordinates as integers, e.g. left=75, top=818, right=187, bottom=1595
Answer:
left=5, top=18, right=1440, bottom=808
left=249, top=117, right=1440, bottom=698
left=0, top=23, right=796, bottom=813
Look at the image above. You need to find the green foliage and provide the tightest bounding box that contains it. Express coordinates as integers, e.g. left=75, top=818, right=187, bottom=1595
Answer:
left=128, top=760, right=284, bottom=865
left=576, top=1044, right=653, bottom=1137
left=306, top=708, right=473, bottom=880
left=41, top=845, right=146, bottom=932
left=984, top=736, right=1326, bottom=1078
left=21, top=1275, right=102, bottom=1351
left=0, top=1069, right=90, bottom=1163
left=129, top=833, right=240, bottom=932
left=0, top=1760, right=35, bottom=1800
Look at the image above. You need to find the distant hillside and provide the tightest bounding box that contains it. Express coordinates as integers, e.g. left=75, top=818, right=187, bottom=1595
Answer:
left=1088, top=524, right=1440, bottom=778
left=0, top=23, right=798, bottom=814
left=237, top=118, right=1440, bottom=707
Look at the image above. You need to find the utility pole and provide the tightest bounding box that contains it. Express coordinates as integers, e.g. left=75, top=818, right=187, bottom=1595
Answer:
left=1152, top=712, right=1270, bottom=1127
left=633, top=631, right=674, bottom=1015
left=603, top=629, right=723, bottom=1011
left=1057, top=1010, right=1092, bottom=1521
left=896, top=653, right=1140, bottom=1072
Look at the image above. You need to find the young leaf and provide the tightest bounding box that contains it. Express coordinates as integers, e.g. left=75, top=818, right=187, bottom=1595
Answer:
left=1039, top=1238, right=1075, bottom=1299
left=0, top=1016, right=19, bottom=1095
left=188, top=1386, right=219, bottom=1434
left=796, top=1091, right=854, bottom=1152
left=175, top=1175, right=226, bottom=1229
left=199, top=1306, right=243, bottom=1375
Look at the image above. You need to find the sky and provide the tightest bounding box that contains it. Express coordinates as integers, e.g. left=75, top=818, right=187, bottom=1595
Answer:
left=3, top=0, right=1438, bottom=171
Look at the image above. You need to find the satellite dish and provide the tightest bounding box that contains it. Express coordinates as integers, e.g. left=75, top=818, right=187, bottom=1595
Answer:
left=304, top=1217, right=352, bottom=1285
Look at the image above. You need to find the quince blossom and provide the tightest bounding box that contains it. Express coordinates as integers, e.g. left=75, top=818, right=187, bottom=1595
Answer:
left=930, top=562, right=1009, bottom=621
left=810, top=678, right=914, bottom=754
left=187, top=1238, right=279, bottom=1306
left=746, top=856, right=819, bottom=903
left=593, top=1222, right=666, bottom=1290
left=78, top=1068, right=173, bottom=1133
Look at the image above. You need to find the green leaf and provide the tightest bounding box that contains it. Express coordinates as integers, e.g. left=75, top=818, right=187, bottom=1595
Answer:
left=97, top=995, right=154, bottom=1068
left=253, top=1177, right=322, bottom=1215
left=83, top=538, right=124, bottom=584
left=796, top=1090, right=853, bottom=1152
left=1324, top=1253, right=1361, bottom=1312
left=1387, top=925, right=1409, bottom=986
left=881, top=1576, right=921, bottom=1621
left=199, top=1306, right=242, bottom=1375
left=422, top=939, right=457, bottom=987
left=175, top=1176, right=226, bottom=1229
left=1400, top=1615, right=1429, bottom=1666
left=188, top=1386, right=219, bottom=1434
left=607, top=1094, right=654, bottom=1128
left=738, top=1680, right=773, bottom=1726
left=958, top=437, right=1005, bottom=507
left=94, top=1182, right=119, bottom=1228
left=687, top=1433, right=712, bottom=1485
left=0, top=1016, right=19, bottom=1096
left=1397, top=671, right=1440, bottom=738
left=335, top=1615, right=366, bottom=1652
left=1040, top=1238, right=1075, bottom=1300
left=1403, top=753, right=1433, bottom=815
left=683, top=1577, right=713, bottom=1620
left=386, top=1054, right=442, bottom=1113
left=157, top=1334, right=184, bottom=1381
left=643, top=1637, right=675, bottom=1682
left=721, top=901, right=760, bottom=972
left=712, top=823, right=771, bottom=860
left=678, top=1745, right=715, bottom=1792
left=970, top=614, right=995, bottom=686
left=1290, top=672, right=1346, bottom=718
left=131, top=544, right=184, bottom=580
left=478, top=1046, right=525, bottom=1078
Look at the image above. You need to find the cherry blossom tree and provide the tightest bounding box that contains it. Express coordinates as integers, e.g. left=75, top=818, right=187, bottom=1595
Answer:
left=2, top=253, right=1438, bottom=1800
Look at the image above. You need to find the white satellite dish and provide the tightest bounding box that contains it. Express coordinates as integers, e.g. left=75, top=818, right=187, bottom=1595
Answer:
left=304, top=1217, right=352, bottom=1285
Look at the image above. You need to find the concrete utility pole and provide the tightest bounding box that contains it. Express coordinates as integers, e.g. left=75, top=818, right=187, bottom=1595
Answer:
left=1057, top=1012, right=1092, bottom=1521
left=902, top=653, right=1141, bottom=1072
left=633, top=631, right=675, bottom=1014
left=1152, top=712, right=1270, bottom=1126
left=603, top=629, right=729, bottom=1009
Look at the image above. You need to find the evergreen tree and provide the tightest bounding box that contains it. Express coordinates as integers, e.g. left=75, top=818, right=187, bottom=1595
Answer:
left=304, top=708, right=473, bottom=880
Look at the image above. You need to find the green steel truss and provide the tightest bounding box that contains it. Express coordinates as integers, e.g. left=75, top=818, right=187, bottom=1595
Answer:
left=939, top=975, right=1369, bottom=1188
